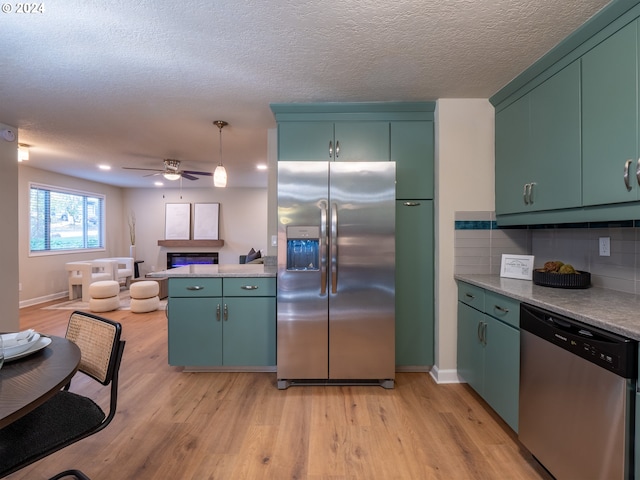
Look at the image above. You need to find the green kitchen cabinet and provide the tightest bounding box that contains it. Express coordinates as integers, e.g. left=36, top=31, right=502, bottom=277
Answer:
left=167, top=277, right=276, bottom=368
left=495, top=61, right=582, bottom=215
left=278, top=121, right=389, bottom=162
left=583, top=20, right=640, bottom=206
left=392, top=121, right=434, bottom=199
left=457, top=282, right=520, bottom=432
left=395, top=199, right=434, bottom=366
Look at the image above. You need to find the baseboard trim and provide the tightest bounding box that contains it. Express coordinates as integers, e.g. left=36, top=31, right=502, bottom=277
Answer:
left=20, top=291, right=68, bottom=309
left=429, top=365, right=462, bottom=384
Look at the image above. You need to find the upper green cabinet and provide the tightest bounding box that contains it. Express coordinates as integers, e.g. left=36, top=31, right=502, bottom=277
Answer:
left=582, top=20, right=640, bottom=206
left=392, top=121, right=434, bottom=199
left=495, top=61, right=582, bottom=215
left=278, top=121, right=390, bottom=162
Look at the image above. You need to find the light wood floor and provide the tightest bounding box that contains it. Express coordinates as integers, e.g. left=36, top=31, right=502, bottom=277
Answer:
left=6, top=301, right=552, bottom=480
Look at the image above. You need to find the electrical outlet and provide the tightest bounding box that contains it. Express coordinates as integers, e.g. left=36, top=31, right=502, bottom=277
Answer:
left=599, top=237, right=611, bottom=257
left=271, top=235, right=277, bottom=247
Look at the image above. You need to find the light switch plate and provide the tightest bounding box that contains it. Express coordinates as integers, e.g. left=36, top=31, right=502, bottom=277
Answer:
left=599, top=237, right=610, bottom=256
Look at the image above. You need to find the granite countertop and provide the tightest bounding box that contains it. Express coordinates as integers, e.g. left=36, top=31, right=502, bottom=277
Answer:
left=455, top=274, right=640, bottom=341
left=148, top=264, right=277, bottom=278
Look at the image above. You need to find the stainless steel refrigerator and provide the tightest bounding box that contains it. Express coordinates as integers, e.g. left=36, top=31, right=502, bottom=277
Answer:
left=277, top=161, right=395, bottom=389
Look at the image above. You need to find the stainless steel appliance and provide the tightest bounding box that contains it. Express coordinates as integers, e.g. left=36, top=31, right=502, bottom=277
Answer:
left=277, top=161, right=395, bottom=389
left=519, top=303, right=637, bottom=480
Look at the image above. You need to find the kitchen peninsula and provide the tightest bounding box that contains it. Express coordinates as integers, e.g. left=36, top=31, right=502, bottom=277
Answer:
left=150, top=264, right=277, bottom=370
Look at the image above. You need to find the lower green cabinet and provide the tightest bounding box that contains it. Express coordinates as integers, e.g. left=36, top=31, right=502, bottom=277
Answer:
left=457, top=282, right=520, bottom=432
left=168, top=277, right=276, bottom=368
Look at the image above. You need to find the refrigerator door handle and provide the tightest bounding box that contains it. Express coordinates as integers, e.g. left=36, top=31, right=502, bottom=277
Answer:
left=320, top=201, right=328, bottom=295
left=331, top=202, right=338, bottom=294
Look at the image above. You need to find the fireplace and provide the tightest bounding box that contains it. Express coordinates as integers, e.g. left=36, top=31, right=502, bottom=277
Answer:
left=167, top=252, right=219, bottom=269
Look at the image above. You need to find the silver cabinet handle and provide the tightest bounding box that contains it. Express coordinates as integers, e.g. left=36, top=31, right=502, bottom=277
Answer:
left=186, top=285, right=204, bottom=291
left=624, top=159, right=633, bottom=191
left=403, top=202, right=421, bottom=207
left=482, top=323, right=487, bottom=346
left=477, top=321, right=483, bottom=343
left=636, top=158, right=640, bottom=188
left=465, top=293, right=475, bottom=299
left=523, top=184, right=530, bottom=205
left=335, top=140, right=340, bottom=158
left=216, top=303, right=221, bottom=321
left=494, top=305, right=509, bottom=314
left=241, top=285, right=259, bottom=290
left=329, top=141, right=333, bottom=158
left=528, top=182, right=536, bottom=204
left=223, top=304, right=228, bottom=321
left=330, top=202, right=338, bottom=294
left=320, top=201, right=328, bottom=295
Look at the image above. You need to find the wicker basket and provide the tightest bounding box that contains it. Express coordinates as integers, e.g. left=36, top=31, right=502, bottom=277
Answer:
left=532, top=269, right=591, bottom=289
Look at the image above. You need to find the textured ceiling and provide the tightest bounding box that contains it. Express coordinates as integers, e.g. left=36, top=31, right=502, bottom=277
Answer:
left=1, top=0, right=610, bottom=188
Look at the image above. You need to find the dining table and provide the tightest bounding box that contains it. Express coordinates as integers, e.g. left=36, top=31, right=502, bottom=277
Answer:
left=0, top=335, right=81, bottom=429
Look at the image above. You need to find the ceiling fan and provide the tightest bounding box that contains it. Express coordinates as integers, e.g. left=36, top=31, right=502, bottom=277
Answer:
left=123, top=159, right=212, bottom=181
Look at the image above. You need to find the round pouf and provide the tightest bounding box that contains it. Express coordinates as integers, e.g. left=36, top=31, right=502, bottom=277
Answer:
left=88, top=280, right=120, bottom=313
left=130, top=280, right=160, bottom=313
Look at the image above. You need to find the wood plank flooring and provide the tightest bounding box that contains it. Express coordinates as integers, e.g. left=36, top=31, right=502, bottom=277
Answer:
left=5, top=302, right=552, bottom=480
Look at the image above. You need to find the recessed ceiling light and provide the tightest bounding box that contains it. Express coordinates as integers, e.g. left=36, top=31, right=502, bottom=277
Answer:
left=98, top=164, right=111, bottom=171
left=154, top=182, right=164, bottom=187
left=257, top=164, right=268, bottom=170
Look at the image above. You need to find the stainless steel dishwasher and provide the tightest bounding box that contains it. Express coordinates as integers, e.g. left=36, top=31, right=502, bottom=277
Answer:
left=519, top=304, right=637, bottom=480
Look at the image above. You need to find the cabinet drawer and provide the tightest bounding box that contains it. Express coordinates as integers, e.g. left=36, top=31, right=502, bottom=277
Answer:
left=485, top=290, right=520, bottom=329
left=223, top=277, right=276, bottom=297
left=168, top=278, right=222, bottom=297
left=458, top=282, right=485, bottom=310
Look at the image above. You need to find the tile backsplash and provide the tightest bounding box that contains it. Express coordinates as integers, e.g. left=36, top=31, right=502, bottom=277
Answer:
left=454, top=212, right=640, bottom=295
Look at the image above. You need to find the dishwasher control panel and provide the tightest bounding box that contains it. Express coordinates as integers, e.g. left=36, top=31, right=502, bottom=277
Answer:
left=521, top=303, right=637, bottom=378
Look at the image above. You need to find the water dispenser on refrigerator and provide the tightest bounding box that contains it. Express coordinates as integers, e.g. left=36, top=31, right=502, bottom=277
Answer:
left=286, top=226, right=320, bottom=271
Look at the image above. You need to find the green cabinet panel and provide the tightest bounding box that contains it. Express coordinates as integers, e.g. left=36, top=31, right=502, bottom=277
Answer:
left=392, top=121, right=434, bottom=199
left=483, top=315, right=520, bottom=432
left=583, top=20, right=640, bottom=206
left=168, top=296, right=222, bottom=366
left=528, top=60, right=582, bottom=211
left=495, top=61, right=581, bottom=215
left=278, top=121, right=389, bottom=162
left=495, top=95, right=530, bottom=215
left=457, top=282, right=520, bottom=432
left=395, top=200, right=433, bottom=366
left=168, top=277, right=276, bottom=368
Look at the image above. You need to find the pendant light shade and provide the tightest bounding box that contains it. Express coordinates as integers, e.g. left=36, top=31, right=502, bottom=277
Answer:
left=213, top=120, right=228, bottom=188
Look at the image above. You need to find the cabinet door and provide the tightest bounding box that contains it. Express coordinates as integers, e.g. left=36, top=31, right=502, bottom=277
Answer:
left=223, top=297, right=276, bottom=366
left=278, top=122, right=334, bottom=161
left=495, top=94, right=531, bottom=215
left=583, top=21, right=639, bottom=205
left=457, top=302, right=484, bottom=395
left=528, top=60, right=582, bottom=212
left=392, top=121, right=434, bottom=199
left=396, top=200, right=433, bottom=366
left=483, top=315, right=520, bottom=432
left=168, top=296, right=222, bottom=366
left=334, top=122, right=390, bottom=161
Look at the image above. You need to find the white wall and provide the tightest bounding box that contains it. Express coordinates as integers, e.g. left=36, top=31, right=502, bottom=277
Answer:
left=0, top=123, right=19, bottom=331
left=434, top=99, right=495, bottom=382
left=123, top=187, right=268, bottom=275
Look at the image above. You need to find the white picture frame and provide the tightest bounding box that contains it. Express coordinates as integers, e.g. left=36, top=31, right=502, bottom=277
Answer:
left=193, top=203, right=220, bottom=240
left=500, top=254, right=535, bottom=280
left=164, top=203, right=191, bottom=240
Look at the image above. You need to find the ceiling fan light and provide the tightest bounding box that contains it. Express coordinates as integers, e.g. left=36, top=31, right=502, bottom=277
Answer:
left=163, top=172, right=181, bottom=181
left=214, top=165, right=227, bottom=187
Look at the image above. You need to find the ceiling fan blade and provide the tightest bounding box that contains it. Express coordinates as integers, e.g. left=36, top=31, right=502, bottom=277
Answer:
left=181, top=173, right=199, bottom=181
left=122, top=167, right=164, bottom=172
left=182, top=170, right=213, bottom=176
left=142, top=172, right=163, bottom=178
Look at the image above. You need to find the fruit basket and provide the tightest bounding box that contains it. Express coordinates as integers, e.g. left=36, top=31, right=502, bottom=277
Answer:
left=532, top=269, right=591, bottom=289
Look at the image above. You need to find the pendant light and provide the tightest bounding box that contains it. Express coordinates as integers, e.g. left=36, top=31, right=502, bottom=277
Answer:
left=213, top=120, right=228, bottom=188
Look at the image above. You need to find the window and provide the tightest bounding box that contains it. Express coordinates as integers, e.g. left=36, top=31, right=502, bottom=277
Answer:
left=29, top=184, right=105, bottom=253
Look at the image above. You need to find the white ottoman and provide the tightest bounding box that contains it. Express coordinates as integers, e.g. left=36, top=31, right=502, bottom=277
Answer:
left=129, top=280, right=160, bottom=313
left=88, top=280, right=120, bottom=313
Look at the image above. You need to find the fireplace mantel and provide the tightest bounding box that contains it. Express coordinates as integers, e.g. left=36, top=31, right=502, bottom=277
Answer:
left=157, top=240, right=225, bottom=248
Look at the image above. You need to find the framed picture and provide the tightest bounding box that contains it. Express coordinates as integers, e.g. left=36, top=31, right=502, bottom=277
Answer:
left=193, top=203, right=220, bottom=240
left=164, top=203, right=191, bottom=240
left=500, top=254, right=535, bottom=280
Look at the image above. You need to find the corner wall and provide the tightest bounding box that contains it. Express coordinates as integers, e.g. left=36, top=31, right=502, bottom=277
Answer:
left=434, top=99, right=495, bottom=382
